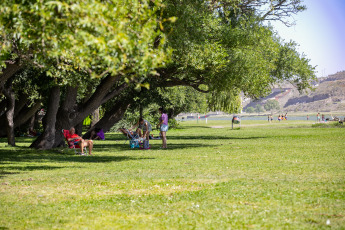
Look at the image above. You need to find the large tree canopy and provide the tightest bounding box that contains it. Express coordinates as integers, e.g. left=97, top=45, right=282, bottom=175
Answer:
left=156, top=0, right=315, bottom=108
left=0, top=0, right=169, bottom=147
left=0, top=0, right=167, bottom=79
left=0, top=0, right=316, bottom=149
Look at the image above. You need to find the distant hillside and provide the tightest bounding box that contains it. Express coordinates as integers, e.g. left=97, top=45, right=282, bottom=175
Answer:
left=243, top=71, right=345, bottom=112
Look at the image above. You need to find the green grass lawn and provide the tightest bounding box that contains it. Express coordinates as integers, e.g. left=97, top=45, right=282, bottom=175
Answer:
left=1, top=120, right=344, bottom=229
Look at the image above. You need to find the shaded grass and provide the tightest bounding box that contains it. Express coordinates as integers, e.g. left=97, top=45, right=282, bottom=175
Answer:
left=0, top=120, right=344, bottom=229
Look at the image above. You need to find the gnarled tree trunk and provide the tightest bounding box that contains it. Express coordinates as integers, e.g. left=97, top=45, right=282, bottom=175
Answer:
left=50, top=77, right=127, bottom=148
left=2, top=85, right=16, bottom=146
left=13, top=100, right=42, bottom=129
left=28, top=76, right=127, bottom=149
left=0, top=60, right=22, bottom=90
left=0, top=99, right=41, bottom=137
left=28, top=114, right=35, bottom=133
left=83, top=100, right=130, bottom=139
left=90, top=108, right=100, bottom=128
left=30, top=86, right=60, bottom=149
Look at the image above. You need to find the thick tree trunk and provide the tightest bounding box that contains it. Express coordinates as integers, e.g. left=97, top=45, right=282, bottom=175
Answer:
left=28, top=114, right=35, bottom=132
left=51, top=78, right=126, bottom=147
left=90, top=108, right=100, bottom=128
left=13, top=93, right=29, bottom=118
left=51, top=86, right=79, bottom=148
left=31, top=76, right=126, bottom=149
left=0, top=100, right=41, bottom=137
left=55, top=77, right=115, bottom=131
left=74, top=75, right=120, bottom=122
left=83, top=100, right=129, bottom=139
left=2, top=86, right=16, bottom=146
left=30, top=86, right=60, bottom=149
left=14, top=100, right=41, bottom=129
left=0, top=60, right=22, bottom=90
left=75, top=121, right=83, bottom=136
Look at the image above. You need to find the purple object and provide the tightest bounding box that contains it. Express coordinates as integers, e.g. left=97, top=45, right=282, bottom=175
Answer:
left=97, top=129, right=105, bottom=140
left=160, top=113, right=168, bottom=125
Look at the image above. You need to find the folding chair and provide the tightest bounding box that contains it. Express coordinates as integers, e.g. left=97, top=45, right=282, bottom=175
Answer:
left=119, top=128, right=144, bottom=148
left=62, top=129, right=87, bottom=155
left=119, top=128, right=138, bottom=144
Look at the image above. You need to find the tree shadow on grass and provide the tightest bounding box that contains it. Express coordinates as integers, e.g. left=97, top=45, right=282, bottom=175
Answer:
left=0, top=165, right=65, bottom=179
left=0, top=170, right=19, bottom=179
left=0, top=148, right=154, bottom=179
left=0, top=147, right=154, bottom=164
left=0, top=137, right=37, bottom=144
left=108, top=142, right=216, bottom=151
left=173, top=125, right=212, bottom=130
left=104, top=133, right=132, bottom=140
left=166, top=135, right=268, bottom=140
left=101, top=133, right=267, bottom=142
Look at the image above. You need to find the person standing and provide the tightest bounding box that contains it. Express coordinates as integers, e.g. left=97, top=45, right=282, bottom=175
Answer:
left=307, top=115, right=309, bottom=120
left=157, top=107, right=168, bottom=149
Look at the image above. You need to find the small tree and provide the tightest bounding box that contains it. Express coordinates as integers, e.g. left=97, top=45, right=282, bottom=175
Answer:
left=245, top=107, right=255, bottom=114
left=264, top=100, right=280, bottom=113
left=255, top=104, right=265, bottom=114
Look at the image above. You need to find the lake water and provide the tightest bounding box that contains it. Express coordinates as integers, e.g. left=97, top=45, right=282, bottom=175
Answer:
left=178, top=115, right=345, bottom=121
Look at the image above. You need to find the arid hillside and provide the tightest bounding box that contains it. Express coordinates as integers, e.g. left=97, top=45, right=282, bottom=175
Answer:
left=243, top=71, right=345, bottom=112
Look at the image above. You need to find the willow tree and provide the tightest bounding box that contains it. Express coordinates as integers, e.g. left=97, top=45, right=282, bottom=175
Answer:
left=153, top=0, right=315, bottom=113
left=85, top=0, right=316, bottom=133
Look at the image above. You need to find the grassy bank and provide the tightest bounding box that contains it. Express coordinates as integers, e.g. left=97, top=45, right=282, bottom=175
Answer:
left=1, top=120, right=344, bottom=229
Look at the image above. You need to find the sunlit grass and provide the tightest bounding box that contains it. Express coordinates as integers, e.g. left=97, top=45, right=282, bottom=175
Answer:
left=0, top=121, right=344, bottom=229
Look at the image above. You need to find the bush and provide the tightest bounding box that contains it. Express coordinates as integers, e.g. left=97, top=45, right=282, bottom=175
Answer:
left=312, top=122, right=344, bottom=128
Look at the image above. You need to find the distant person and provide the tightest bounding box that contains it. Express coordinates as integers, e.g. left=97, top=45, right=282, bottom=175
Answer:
left=268, top=115, right=270, bottom=122
left=322, top=114, right=325, bottom=121
left=157, top=107, right=168, bottom=149
left=270, top=115, right=273, bottom=122
left=307, top=115, right=309, bottom=120
left=317, top=113, right=320, bottom=122
left=90, top=128, right=105, bottom=140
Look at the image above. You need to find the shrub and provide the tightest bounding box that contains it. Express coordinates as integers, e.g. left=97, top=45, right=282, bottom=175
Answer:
left=312, top=122, right=344, bottom=128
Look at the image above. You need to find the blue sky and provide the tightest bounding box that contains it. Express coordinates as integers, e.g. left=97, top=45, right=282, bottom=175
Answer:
left=270, top=0, right=345, bottom=77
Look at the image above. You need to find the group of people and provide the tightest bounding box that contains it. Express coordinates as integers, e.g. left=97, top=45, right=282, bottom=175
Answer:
left=266, top=113, right=288, bottom=122
left=65, top=107, right=169, bottom=155
left=278, top=113, right=288, bottom=121
left=119, top=107, right=169, bottom=149
left=316, top=113, right=326, bottom=122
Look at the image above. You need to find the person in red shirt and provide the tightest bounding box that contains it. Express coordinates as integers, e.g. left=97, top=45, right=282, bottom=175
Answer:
left=67, top=127, right=93, bottom=155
